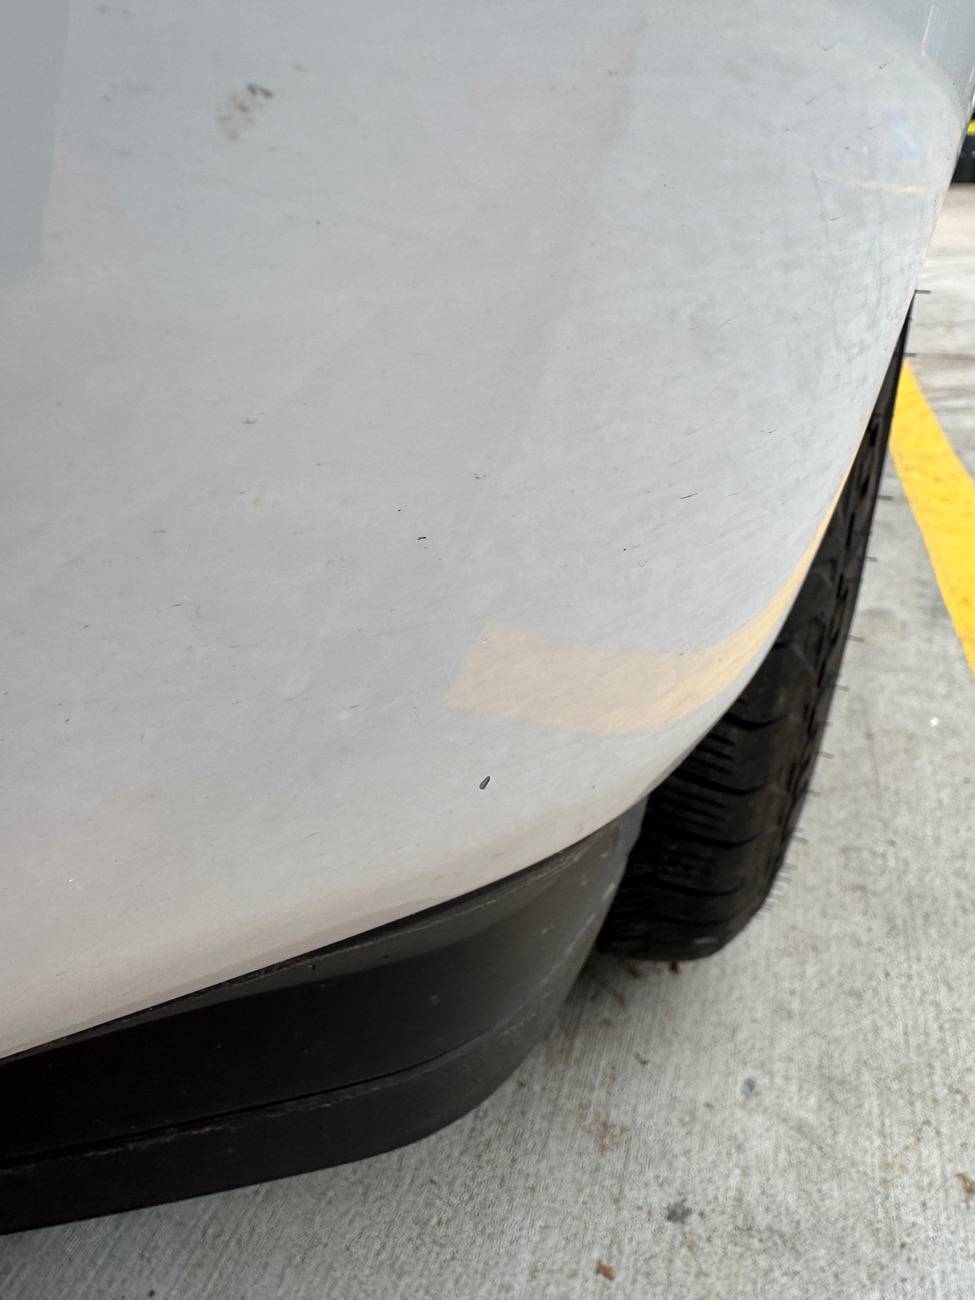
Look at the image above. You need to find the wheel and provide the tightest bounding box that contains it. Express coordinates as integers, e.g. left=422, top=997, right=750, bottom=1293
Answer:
left=599, top=324, right=907, bottom=961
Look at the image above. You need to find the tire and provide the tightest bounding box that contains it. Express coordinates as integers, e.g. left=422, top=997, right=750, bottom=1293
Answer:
left=599, top=323, right=907, bottom=962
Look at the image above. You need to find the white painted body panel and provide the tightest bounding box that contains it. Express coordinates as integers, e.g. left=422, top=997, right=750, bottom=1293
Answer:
left=2, top=0, right=973, bottom=1056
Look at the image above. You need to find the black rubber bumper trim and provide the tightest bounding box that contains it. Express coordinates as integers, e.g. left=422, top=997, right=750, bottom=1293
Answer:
left=0, top=803, right=643, bottom=1234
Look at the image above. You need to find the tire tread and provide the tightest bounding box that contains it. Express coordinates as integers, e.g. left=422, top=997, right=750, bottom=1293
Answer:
left=599, top=326, right=906, bottom=960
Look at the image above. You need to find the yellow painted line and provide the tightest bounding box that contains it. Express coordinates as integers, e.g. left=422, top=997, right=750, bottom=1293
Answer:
left=891, top=362, right=975, bottom=675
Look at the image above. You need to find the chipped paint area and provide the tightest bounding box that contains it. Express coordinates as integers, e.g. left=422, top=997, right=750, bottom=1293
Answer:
left=448, top=489, right=837, bottom=734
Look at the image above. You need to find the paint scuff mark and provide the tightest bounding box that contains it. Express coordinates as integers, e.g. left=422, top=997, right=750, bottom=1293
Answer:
left=218, top=83, right=274, bottom=141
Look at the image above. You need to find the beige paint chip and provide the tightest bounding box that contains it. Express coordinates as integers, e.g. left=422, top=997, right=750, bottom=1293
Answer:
left=449, top=502, right=835, bottom=736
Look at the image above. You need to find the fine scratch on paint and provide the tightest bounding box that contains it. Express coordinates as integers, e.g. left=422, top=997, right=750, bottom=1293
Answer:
left=448, top=486, right=844, bottom=735
left=922, top=5, right=936, bottom=56
left=813, top=170, right=933, bottom=199
left=891, top=362, right=975, bottom=676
